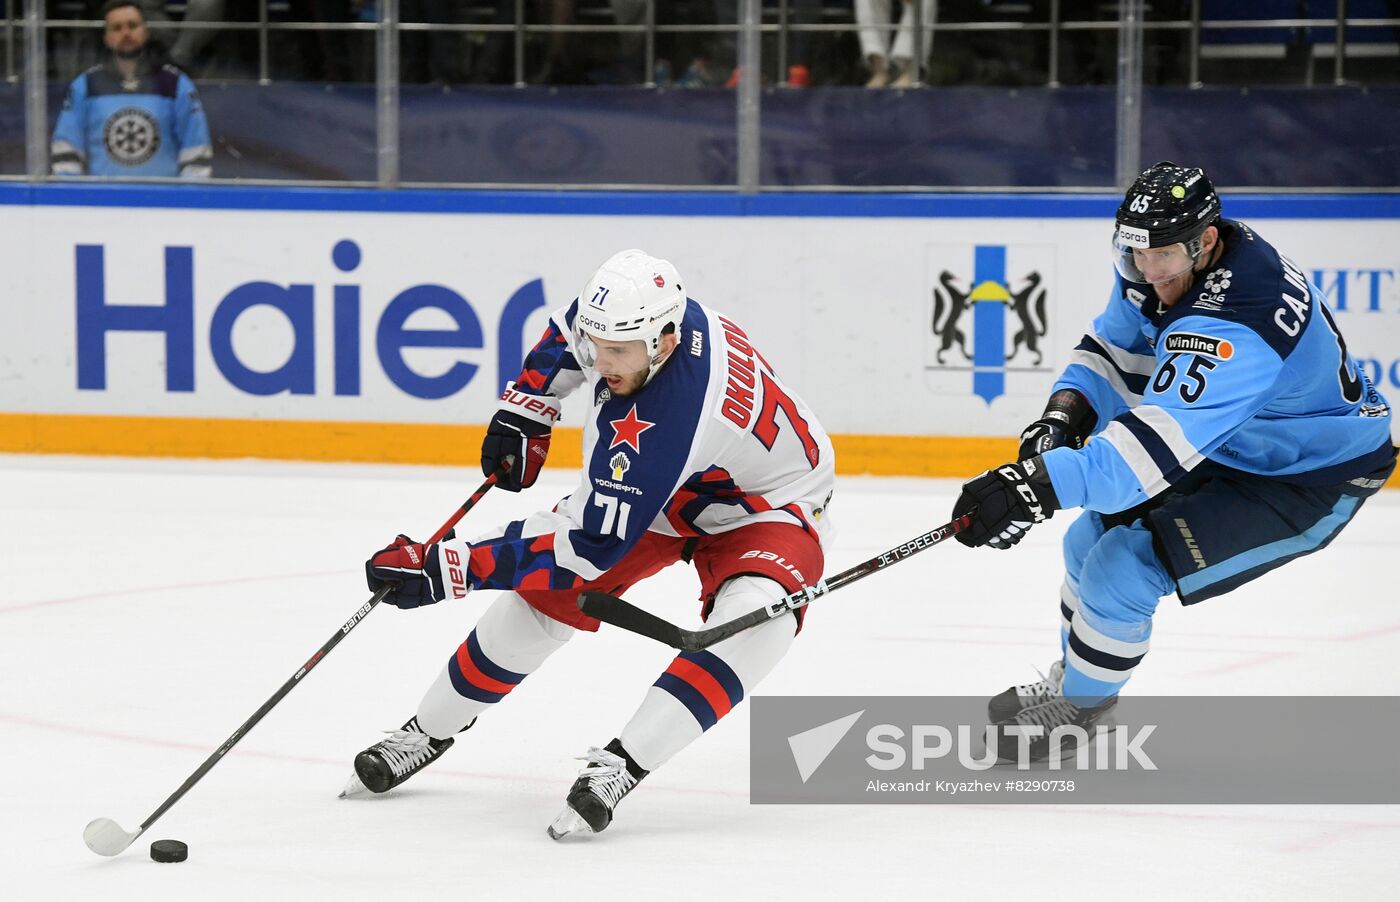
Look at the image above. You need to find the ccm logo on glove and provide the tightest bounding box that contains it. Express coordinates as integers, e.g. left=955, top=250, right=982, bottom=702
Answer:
left=952, top=457, right=1061, bottom=550
left=1001, top=464, right=1049, bottom=522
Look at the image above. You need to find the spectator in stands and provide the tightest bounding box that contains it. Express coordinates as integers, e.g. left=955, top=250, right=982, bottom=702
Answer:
left=471, top=0, right=516, bottom=83
left=856, top=0, right=938, bottom=87
left=536, top=0, right=586, bottom=83
left=711, top=0, right=823, bottom=86
left=610, top=0, right=650, bottom=81
left=52, top=0, right=213, bottom=177
left=657, top=1, right=823, bottom=88
left=136, top=0, right=226, bottom=73
left=473, top=0, right=585, bottom=84
left=777, top=0, right=824, bottom=86
left=305, top=0, right=361, bottom=83
left=402, top=0, right=468, bottom=84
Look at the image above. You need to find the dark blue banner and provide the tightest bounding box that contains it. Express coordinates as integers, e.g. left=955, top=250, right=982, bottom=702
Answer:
left=4, top=83, right=1398, bottom=187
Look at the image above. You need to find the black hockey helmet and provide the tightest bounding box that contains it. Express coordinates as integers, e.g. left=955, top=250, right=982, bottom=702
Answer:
left=1113, top=161, right=1222, bottom=284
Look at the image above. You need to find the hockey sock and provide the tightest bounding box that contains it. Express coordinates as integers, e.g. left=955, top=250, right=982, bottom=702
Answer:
left=416, top=591, right=574, bottom=738
left=1059, top=576, right=1079, bottom=657
left=1062, top=524, right=1170, bottom=704
left=620, top=576, right=797, bottom=772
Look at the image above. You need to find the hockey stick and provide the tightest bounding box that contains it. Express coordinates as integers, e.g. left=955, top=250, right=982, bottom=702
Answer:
left=82, top=458, right=513, bottom=857
left=578, top=512, right=972, bottom=653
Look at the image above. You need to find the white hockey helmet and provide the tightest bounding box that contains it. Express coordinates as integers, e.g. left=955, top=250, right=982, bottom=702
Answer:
left=573, top=249, right=686, bottom=385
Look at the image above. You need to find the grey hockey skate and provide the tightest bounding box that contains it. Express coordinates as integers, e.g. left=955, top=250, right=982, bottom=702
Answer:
left=987, top=660, right=1065, bottom=721
left=339, top=716, right=470, bottom=798
left=993, top=694, right=1117, bottom=764
left=546, top=739, right=648, bottom=840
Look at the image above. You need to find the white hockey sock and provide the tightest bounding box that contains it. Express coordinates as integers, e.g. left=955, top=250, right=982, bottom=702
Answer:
left=1059, top=575, right=1079, bottom=656
left=416, top=591, right=574, bottom=739
left=620, top=576, right=797, bottom=772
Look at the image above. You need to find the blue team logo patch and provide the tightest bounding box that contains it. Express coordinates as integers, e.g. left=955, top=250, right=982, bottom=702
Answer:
left=925, top=244, right=1055, bottom=404
left=103, top=107, right=160, bottom=167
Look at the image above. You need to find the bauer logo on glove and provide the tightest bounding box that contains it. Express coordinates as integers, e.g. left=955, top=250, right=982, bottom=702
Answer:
left=365, top=532, right=474, bottom=608
left=482, top=382, right=557, bottom=493
left=442, top=546, right=469, bottom=599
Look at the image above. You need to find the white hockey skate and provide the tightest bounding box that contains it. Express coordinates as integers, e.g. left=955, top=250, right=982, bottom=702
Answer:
left=546, top=740, right=647, bottom=840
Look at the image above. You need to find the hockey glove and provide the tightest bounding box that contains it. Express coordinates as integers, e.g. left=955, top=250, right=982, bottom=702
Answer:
left=1018, top=389, right=1097, bottom=461
left=365, top=532, right=474, bottom=609
left=953, top=457, right=1060, bottom=550
left=482, top=383, right=561, bottom=492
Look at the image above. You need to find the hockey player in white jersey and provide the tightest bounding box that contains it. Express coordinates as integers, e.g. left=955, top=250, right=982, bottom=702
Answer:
left=348, top=249, right=835, bottom=837
left=952, top=162, right=1396, bottom=762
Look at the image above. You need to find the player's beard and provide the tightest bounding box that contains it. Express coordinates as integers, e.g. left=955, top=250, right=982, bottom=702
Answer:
left=603, top=370, right=648, bottom=396
left=1152, top=269, right=1194, bottom=309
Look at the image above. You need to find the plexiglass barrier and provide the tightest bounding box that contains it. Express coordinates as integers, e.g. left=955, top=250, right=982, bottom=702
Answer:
left=4, top=1, right=1398, bottom=189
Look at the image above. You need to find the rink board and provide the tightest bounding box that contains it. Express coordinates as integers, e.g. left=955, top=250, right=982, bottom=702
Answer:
left=1, top=184, right=1397, bottom=479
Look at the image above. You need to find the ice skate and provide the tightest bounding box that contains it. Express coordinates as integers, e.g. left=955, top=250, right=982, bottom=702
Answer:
left=987, top=659, right=1065, bottom=721
left=993, top=694, right=1118, bottom=764
left=339, top=716, right=469, bottom=798
left=546, top=740, right=648, bottom=840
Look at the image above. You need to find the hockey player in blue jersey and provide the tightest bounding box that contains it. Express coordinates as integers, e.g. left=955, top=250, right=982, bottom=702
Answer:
left=51, top=0, right=212, bottom=178
left=346, top=249, right=836, bottom=837
left=951, top=162, right=1396, bottom=762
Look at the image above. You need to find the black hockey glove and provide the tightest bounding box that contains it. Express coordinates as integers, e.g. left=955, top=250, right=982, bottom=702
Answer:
left=482, top=384, right=561, bottom=492
left=953, top=456, right=1060, bottom=550
left=1018, top=389, right=1097, bottom=461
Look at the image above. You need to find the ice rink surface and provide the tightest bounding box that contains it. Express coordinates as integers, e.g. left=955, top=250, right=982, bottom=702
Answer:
left=3, top=454, right=1399, bottom=900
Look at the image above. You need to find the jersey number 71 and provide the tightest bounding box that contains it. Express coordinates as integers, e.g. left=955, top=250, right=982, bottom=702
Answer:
left=752, top=371, right=821, bottom=468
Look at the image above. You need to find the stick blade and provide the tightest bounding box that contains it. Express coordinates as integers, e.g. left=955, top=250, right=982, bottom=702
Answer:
left=84, top=817, right=139, bottom=856
left=578, top=591, right=692, bottom=650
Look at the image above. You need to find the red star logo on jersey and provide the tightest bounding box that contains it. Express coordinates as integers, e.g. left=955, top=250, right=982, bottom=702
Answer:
left=608, top=405, right=656, bottom=453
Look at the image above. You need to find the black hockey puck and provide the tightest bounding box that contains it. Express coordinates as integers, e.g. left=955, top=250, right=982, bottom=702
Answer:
left=150, top=839, right=188, bottom=863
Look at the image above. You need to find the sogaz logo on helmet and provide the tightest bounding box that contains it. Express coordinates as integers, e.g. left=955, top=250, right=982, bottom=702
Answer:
left=1118, top=225, right=1151, bottom=248
left=74, top=238, right=550, bottom=400
left=926, top=243, right=1055, bottom=404
left=577, top=313, right=610, bottom=333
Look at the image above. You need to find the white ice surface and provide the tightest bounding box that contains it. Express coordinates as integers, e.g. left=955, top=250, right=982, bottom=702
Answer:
left=2, top=455, right=1398, bottom=900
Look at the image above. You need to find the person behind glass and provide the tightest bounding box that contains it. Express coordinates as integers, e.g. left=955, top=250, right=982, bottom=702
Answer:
left=707, top=0, right=824, bottom=87
left=473, top=0, right=581, bottom=84
left=134, top=0, right=226, bottom=74
left=950, top=162, right=1396, bottom=763
left=856, top=0, right=937, bottom=87
left=52, top=0, right=212, bottom=178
